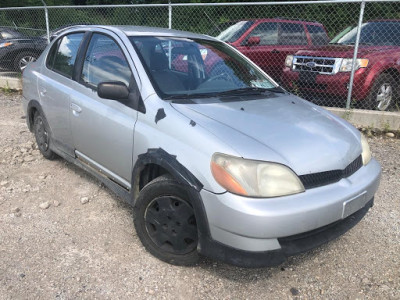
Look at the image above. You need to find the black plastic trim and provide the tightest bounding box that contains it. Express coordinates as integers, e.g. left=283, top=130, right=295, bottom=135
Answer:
left=131, top=148, right=204, bottom=197
left=299, top=155, right=363, bottom=189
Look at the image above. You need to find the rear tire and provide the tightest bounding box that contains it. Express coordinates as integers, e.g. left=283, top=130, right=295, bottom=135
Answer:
left=366, top=73, right=397, bottom=111
left=33, top=111, right=56, bottom=160
left=134, top=175, right=199, bottom=266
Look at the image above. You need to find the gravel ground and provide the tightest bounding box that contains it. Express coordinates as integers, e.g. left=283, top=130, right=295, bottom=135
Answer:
left=0, top=93, right=399, bottom=299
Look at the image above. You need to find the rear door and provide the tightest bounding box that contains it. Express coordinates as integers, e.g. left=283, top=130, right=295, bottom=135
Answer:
left=38, top=32, right=85, bottom=156
left=306, top=24, right=330, bottom=46
left=69, top=31, right=139, bottom=188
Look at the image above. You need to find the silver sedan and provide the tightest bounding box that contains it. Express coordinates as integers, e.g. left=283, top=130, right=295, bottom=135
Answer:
left=22, top=25, right=381, bottom=267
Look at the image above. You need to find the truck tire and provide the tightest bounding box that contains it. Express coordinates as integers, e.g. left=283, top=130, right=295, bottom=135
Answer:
left=366, top=73, right=397, bottom=111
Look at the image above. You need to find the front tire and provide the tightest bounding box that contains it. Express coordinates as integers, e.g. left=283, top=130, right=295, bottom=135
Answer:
left=366, top=73, right=397, bottom=111
left=134, top=175, right=199, bottom=266
left=14, top=51, right=37, bottom=72
left=33, top=111, right=56, bottom=160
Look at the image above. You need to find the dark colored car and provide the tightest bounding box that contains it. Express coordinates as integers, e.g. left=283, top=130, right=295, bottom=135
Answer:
left=0, top=27, right=47, bottom=71
left=217, top=18, right=329, bottom=81
left=0, top=25, right=88, bottom=72
left=281, top=20, right=400, bottom=111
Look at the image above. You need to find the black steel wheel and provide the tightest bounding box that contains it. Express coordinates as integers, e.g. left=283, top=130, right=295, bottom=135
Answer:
left=134, top=175, right=199, bottom=265
left=33, top=112, right=56, bottom=160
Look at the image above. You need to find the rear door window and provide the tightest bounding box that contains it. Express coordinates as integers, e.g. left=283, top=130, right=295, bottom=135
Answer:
left=307, top=25, right=329, bottom=45
left=245, top=22, right=278, bottom=45
left=48, top=33, right=84, bottom=78
left=279, top=23, right=308, bottom=45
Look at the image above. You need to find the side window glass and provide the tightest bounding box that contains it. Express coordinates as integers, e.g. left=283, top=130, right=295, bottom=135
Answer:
left=245, top=22, right=278, bottom=45
left=279, top=23, right=308, bottom=45
left=81, top=33, right=132, bottom=88
left=52, top=33, right=84, bottom=78
left=307, top=25, right=329, bottom=45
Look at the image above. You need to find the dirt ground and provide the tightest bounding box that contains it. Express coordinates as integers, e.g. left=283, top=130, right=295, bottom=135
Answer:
left=0, top=92, right=399, bottom=299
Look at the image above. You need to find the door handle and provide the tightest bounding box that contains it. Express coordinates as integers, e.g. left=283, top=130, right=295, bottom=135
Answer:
left=271, top=49, right=280, bottom=54
left=70, top=103, right=82, bottom=116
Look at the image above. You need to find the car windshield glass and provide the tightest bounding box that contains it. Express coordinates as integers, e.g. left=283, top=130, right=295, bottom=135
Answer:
left=330, top=21, right=400, bottom=46
left=216, top=21, right=254, bottom=43
left=129, top=36, right=276, bottom=100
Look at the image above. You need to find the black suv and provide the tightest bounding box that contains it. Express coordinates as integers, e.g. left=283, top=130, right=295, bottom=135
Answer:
left=0, top=27, right=47, bottom=72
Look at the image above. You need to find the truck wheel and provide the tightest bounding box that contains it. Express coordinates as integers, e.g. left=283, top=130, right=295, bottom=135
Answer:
left=367, top=74, right=397, bottom=111
left=33, top=111, right=56, bottom=160
left=14, top=52, right=37, bottom=72
left=134, top=175, right=199, bottom=266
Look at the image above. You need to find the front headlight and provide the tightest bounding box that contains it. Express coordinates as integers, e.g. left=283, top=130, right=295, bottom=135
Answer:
left=285, top=55, right=294, bottom=68
left=0, top=42, right=13, bottom=48
left=210, top=153, right=305, bottom=198
left=361, top=134, right=372, bottom=165
left=339, top=58, right=369, bottom=72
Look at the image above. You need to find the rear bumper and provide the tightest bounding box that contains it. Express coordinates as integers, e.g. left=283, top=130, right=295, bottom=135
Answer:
left=199, top=198, right=374, bottom=268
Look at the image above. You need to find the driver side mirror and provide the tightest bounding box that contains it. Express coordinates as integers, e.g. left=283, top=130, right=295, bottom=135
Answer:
left=246, top=36, right=260, bottom=46
left=98, top=81, right=129, bottom=101
left=97, top=81, right=146, bottom=113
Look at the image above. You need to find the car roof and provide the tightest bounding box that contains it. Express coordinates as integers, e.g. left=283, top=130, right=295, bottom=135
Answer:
left=231, top=18, right=324, bottom=26
left=65, top=25, right=217, bottom=42
left=367, top=19, right=400, bottom=23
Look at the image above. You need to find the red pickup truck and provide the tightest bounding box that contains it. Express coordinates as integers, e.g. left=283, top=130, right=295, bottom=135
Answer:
left=281, top=20, right=400, bottom=111
left=216, top=18, right=329, bottom=81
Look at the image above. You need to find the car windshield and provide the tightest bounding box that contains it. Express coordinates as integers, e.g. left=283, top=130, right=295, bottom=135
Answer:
left=216, top=21, right=254, bottom=43
left=330, top=21, right=400, bottom=46
left=130, top=36, right=276, bottom=99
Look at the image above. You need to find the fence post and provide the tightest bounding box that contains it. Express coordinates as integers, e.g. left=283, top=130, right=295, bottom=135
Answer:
left=40, top=0, right=50, bottom=44
left=168, top=0, right=172, bottom=29
left=346, top=0, right=366, bottom=109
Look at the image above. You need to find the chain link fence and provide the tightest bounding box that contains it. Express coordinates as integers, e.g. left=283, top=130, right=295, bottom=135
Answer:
left=0, top=1, right=399, bottom=111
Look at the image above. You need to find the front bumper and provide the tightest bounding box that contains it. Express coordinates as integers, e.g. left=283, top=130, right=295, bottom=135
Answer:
left=198, top=158, right=381, bottom=267
left=281, top=67, right=370, bottom=101
left=199, top=198, right=373, bottom=267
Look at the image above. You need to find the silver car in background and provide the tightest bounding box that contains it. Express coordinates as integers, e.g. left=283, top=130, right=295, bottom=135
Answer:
left=22, top=25, right=381, bottom=267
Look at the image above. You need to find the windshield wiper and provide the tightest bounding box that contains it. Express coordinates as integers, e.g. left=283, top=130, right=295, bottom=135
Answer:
left=164, top=92, right=216, bottom=100
left=216, top=87, right=270, bottom=96
left=164, top=86, right=285, bottom=100
left=266, top=86, right=286, bottom=94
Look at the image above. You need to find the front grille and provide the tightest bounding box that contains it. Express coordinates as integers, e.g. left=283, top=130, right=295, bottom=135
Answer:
left=293, top=56, right=340, bottom=75
left=299, top=155, right=363, bottom=189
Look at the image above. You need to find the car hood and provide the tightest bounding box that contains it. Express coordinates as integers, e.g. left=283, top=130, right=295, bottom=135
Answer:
left=295, top=44, right=399, bottom=58
left=171, top=94, right=361, bottom=175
